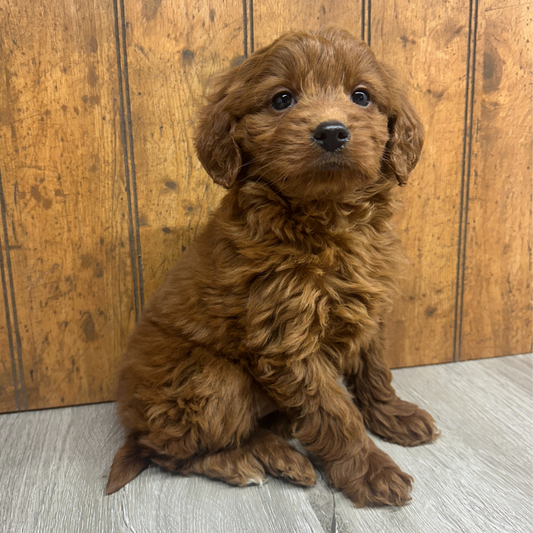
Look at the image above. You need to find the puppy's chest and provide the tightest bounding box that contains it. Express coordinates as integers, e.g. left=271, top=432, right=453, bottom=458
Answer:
left=282, top=230, right=394, bottom=319
left=239, top=210, right=398, bottom=360
left=250, top=232, right=394, bottom=367
left=315, top=242, right=388, bottom=309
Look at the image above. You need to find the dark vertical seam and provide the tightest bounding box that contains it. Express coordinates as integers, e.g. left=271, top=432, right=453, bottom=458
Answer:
left=0, top=165, right=26, bottom=410
left=119, top=0, right=144, bottom=310
left=249, top=0, right=254, bottom=54
left=367, top=0, right=372, bottom=47
left=460, top=0, right=479, bottom=361
left=361, top=0, right=366, bottom=42
left=113, top=0, right=140, bottom=322
left=454, top=0, right=477, bottom=362
left=243, top=0, right=248, bottom=59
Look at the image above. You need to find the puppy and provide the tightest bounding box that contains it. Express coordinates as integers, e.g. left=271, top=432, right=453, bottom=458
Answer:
left=106, top=26, right=439, bottom=507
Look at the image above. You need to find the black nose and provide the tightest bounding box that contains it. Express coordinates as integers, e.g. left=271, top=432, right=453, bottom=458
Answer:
left=312, top=121, right=350, bottom=152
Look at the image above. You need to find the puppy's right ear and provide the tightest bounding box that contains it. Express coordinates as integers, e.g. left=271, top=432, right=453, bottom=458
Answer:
left=195, top=69, right=242, bottom=189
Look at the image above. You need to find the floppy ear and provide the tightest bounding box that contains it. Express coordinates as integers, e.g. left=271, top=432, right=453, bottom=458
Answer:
left=194, top=70, right=242, bottom=189
left=384, top=89, right=425, bottom=186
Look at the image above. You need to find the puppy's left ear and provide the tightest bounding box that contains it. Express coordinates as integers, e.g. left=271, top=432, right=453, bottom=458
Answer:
left=195, top=70, right=242, bottom=189
left=384, top=91, right=425, bottom=186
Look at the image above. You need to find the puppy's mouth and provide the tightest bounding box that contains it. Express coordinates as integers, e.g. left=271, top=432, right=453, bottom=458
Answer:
left=314, top=153, right=354, bottom=172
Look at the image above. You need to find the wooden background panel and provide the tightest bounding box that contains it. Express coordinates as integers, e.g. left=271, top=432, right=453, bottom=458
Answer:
left=253, top=0, right=363, bottom=49
left=123, top=0, right=244, bottom=301
left=0, top=0, right=136, bottom=410
left=0, top=0, right=531, bottom=413
left=371, top=0, right=470, bottom=367
left=460, top=0, right=532, bottom=360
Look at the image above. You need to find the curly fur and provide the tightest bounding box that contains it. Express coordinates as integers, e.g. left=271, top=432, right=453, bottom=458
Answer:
left=106, top=27, right=439, bottom=506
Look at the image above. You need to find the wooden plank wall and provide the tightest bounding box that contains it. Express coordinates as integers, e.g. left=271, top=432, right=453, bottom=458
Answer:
left=460, top=0, right=532, bottom=360
left=0, top=0, right=137, bottom=413
left=0, top=0, right=531, bottom=412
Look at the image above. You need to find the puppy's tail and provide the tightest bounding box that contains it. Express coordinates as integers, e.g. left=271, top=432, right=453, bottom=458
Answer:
left=106, top=434, right=151, bottom=495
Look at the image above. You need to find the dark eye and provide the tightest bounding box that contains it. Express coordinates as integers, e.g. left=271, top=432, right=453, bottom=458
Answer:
left=272, top=91, right=296, bottom=111
left=351, top=89, right=371, bottom=107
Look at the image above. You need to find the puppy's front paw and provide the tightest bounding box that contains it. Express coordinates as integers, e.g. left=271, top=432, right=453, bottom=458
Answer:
left=327, top=441, right=412, bottom=507
left=364, top=399, right=440, bottom=447
left=391, top=405, right=440, bottom=446
left=359, top=444, right=413, bottom=506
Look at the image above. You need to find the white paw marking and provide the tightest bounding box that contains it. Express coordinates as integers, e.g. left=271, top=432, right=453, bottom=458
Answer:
left=246, top=477, right=267, bottom=487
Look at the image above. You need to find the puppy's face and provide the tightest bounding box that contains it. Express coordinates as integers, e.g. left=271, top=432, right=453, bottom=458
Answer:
left=196, top=28, right=424, bottom=201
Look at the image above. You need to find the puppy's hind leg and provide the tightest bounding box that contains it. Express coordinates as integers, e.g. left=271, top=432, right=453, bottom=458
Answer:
left=111, top=342, right=266, bottom=491
left=175, top=446, right=267, bottom=487
left=249, top=428, right=316, bottom=487
left=175, top=428, right=316, bottom=487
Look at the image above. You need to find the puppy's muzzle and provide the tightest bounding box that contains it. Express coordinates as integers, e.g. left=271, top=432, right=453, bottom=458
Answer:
left=312, top=121, right=350, bottom=153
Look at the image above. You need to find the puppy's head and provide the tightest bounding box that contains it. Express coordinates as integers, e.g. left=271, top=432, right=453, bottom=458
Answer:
left=195, top=27, right=423, bottom=200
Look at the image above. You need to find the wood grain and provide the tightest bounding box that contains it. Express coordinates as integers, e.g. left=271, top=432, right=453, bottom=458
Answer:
left=0, top=354, right=531, bottom=532
left=122, top=0, right=244, bottom=301
left=0, top=0, right=136, bottom=410
left=460, top=0, right=533, bottom=359
left=253, top=0, right=363, bottom=50
left=0, top=0, right=531, bottom=412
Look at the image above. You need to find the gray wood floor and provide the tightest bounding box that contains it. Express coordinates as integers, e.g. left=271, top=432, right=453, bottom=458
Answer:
left=1, top=354, right=531, bottom=533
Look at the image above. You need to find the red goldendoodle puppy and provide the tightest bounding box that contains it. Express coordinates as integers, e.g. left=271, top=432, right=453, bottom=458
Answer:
left=106, top=26, right=439, bottom=507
